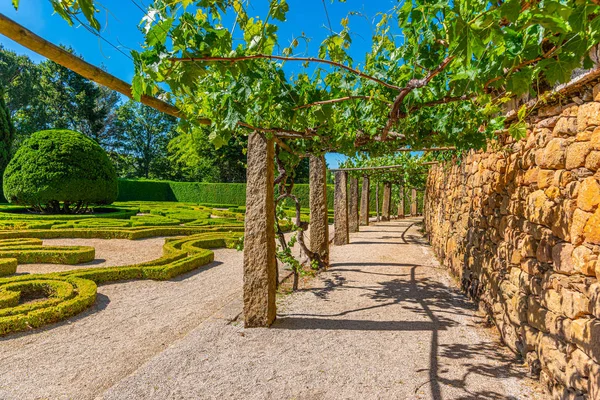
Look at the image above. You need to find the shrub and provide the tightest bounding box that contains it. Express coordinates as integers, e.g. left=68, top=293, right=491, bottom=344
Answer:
left=3, top=129, right=118, bottom=213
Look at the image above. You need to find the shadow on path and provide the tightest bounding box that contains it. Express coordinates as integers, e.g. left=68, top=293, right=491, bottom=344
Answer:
left=277, top=219, right=529, bottom=400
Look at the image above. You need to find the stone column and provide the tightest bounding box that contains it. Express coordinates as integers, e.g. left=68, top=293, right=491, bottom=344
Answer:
left=348, top=176, right=359, bottom=232
left=398, top=184, right=405, bottom=219
left=334, top=171, right=349, bottom=245
left=382, top=182, right=391, bottom=221
left=309, top=155, right=329, bottom=265
left=411, top=188, right=418, bottom=216
left=243, top=132, right=276, bottom=328
left=375, top=183, right=380, bottom=222
left=360, top=176, right=370, bottom=226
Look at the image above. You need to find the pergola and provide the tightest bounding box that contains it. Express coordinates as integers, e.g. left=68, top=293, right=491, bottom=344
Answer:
left=0, top=13, right=445, bottom=328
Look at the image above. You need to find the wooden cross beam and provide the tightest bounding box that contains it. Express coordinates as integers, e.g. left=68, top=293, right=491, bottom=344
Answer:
left=0, top=13, right=200, bottom=123
left=395, top=147, right=456, bottom=152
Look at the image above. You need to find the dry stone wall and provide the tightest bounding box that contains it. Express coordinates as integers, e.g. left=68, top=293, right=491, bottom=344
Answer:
left=425, top=86, right=600, bottom=399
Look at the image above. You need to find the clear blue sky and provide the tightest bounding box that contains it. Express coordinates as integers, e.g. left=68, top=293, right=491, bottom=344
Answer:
left=0, top=0, right=399, bottom=167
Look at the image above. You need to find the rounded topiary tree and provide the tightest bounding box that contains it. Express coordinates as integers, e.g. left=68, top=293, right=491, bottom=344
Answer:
left=3, top=129, right=118, bottom=213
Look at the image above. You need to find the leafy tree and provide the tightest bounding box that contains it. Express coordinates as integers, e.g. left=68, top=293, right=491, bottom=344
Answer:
left=0, top=45, right=44, bottom=138
left=3, top=129, right=118, bottom=213
left=167, top=126, right=247, bottom=182
left=37, top=58, right=120, bottom=144
left=0, top=92, right=15, bottom=195
left=109, top=100, right=176, bottom=179
left=0, top=46, right=120, bottom=147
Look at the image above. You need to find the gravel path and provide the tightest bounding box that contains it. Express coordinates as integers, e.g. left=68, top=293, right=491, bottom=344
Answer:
left=0, top=219, right=543, bottom=400
left=18, top=237, right=166, bottom=274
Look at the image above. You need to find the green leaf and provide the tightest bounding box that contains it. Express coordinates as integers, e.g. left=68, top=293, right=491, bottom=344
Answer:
left=500, top=0, right=521, bottom=23
left=132, top=75, right=144, bottom=101
left=508, top=121, right=527, bottom=140
left=77, top=0, right=100, bottom=30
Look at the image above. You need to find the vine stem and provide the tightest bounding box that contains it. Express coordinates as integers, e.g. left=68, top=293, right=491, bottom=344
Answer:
left=169, top=54, right=403, bottom=91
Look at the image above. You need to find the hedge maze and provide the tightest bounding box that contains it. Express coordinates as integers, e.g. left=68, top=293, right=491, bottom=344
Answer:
left=0, top=201, right=257, bottom=335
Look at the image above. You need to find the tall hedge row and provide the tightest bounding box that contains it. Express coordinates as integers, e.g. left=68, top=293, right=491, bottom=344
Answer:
left=117, top=179, right=335, bottom=208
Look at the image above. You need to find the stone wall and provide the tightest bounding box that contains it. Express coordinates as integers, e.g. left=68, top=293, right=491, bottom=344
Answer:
left=424, top=87, right=600, bottom=399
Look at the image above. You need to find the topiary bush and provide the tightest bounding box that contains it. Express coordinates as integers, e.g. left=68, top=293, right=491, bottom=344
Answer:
left=3, top=130, right=118, bottom=213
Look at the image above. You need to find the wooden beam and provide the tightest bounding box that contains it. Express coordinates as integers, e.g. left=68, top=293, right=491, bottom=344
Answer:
left=395, top=147, right=456, bottom=152
left=330, top=164, right=408, bottom=172
left=0, top=13, right=210, bottom=124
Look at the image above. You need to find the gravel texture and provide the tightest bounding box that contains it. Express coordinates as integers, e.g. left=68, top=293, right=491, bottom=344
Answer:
left=17, top=237, right=166, bottom=274
left=0, top=219, right=544, bottom=400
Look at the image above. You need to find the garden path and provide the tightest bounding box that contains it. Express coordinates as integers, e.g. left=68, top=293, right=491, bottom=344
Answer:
left=0, top=219, right=543, bottom=399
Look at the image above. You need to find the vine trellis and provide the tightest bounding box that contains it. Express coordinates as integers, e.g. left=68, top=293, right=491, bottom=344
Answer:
left=7, top=0, right=600, bottom=326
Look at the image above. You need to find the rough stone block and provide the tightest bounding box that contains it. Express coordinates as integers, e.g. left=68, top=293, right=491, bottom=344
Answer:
left=561, top=288, right=592, bottom=319
left=553, top=117, right=578, bottom=135
left=577, top=177, right=600, bottom=212
left=539, top=138, right=567, bottom=169
left=566, top=142, right=592, bottom=170
left=592, top=127, right=600, bottom=150
left=586, top=151, right=600, bottom=171
left=571, top=209, right=593, bottom=246
left=568, top=318, right=600, bottom=364
left=573, top=245, right=597, bottom=276
left=578, top=102, right=600, bottom=132
left=553, top=242, right=576, bottom=275
left=584, top=207, right=600, bottom=245
left=538, top=169, right=555, bottom=189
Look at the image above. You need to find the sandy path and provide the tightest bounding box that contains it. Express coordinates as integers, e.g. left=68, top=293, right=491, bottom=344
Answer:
left=18, top=237, right=166, bottom=274
left=99, top=219, right=543, bottom=400
left=0, top=220, right=543, bottom=400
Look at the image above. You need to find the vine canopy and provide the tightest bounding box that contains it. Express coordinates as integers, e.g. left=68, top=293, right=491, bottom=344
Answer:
left=18, top=0, right=600, bottom=157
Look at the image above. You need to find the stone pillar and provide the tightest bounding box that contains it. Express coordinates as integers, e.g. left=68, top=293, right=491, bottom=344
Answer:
left=398, top=184, right=405, bottom=219
left=360, top=176, right=370, bottom=226
left=334, top=171, right=349, bottom=245
left=375, top=183, right=380, bottom=222
left=309, top=155, right=329, bottom=265
left=243, top=132, right=276, bottom=328
left=348, top=176, right=359, bottom=232
left=411, top=188, right=418, bottom=216
left=382, top=182, right=391, bottom=221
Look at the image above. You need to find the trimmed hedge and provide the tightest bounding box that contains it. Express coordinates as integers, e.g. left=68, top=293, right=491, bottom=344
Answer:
left=0, top=238, right=95, bottom=264
left=0, top=259, right=17, bottom=277
left=0, top=199, right=317, bottom=335
left=0, top=230, right=243, bottom=335
left=117, top=179, right=335, bottom=209
left=0, top=206, right=138, bottom=221
left=116, top=179, right=424, bottom=213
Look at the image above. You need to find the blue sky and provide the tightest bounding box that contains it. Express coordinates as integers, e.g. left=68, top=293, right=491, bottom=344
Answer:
left=0, top=0, right=400, bottom=167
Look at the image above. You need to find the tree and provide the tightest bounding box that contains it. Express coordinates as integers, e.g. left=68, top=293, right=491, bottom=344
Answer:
left=0, top=45, right=120, bottom=147
left=0, top=45, right=44, bottom=138
left=109, top=100, right=176, bottom=179
left=0, top=92, right=15, bottom=194
left=167, top=126, right=247, bottom=182
left=37, top=57, right=120, bottom=144
left=3, top=129, right=118, bottom=213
